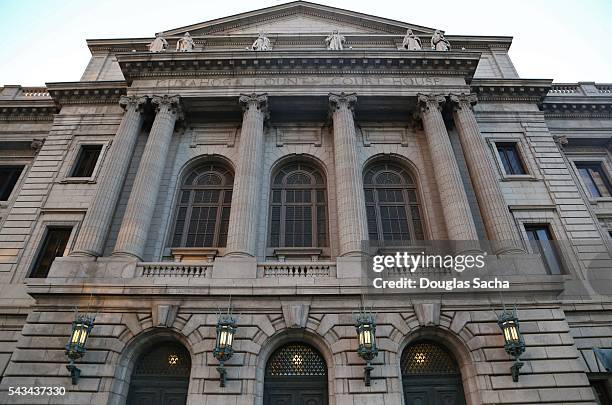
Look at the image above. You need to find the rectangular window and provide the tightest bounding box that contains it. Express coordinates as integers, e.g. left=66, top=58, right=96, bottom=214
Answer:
left=70, top=145, right=103, bottom=177
left=575, top=162, right=612, bottom=198
left=496, top=143, right=526, bottom=175
left=29, top=227, right=72, bottom=278
left=0, top=165, right=24, bottom=200
left=525, top=224, right=563, bottom=275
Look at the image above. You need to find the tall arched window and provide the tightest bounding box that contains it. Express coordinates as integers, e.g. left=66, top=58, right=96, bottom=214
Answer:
left=364, top=161, right=424, bottom=241
left=171, top=162, right=233, bottom=247
left=269, top=161, right=328, bottom=248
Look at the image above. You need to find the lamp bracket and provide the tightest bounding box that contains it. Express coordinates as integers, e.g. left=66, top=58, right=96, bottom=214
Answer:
left=364, top=363, right=373, bottom=386
left=66, top=361, right=81, bottom=385
left=511, top=360, right=523, bottom=382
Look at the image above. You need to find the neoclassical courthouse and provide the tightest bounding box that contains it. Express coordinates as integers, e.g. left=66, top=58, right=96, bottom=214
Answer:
left=1, top=2, right=612, bottom=404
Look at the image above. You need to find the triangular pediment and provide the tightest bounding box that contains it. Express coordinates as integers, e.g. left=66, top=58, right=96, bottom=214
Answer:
left=163, top=1, right=435, bottom=36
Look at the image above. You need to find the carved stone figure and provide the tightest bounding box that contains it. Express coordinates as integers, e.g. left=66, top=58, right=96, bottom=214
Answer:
left=325, top=30, right=345, bottom=50
left=251, top=33, right=272, bottom=51
left=402, top=29, right=422, bottom=50
left=176, top=32, right=194, bottom=52
left=148, top=32, right=168, bottom=52
left=431, top=30, right=451, bottom=51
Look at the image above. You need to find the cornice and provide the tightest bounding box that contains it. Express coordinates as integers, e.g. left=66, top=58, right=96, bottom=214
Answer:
left=470, top=78, right=553, bottom=103
left=45, top=81, right=128, bottom=105
left=116, top=50, right=481, bottom=82
left=543, top=83, right=612, bottom=118
left=542, top=102, right=612, bottom=119
left=0, top=104, right=57, bottom=121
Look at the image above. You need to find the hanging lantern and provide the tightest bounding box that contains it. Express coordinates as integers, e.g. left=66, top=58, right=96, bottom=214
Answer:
left=354, top=310, right=378, bottom=386
left=65, top=311, right=95, bottom=385
left=497, top=305, right=525, bottom=382
left=213, top=313, right=237, bottom=387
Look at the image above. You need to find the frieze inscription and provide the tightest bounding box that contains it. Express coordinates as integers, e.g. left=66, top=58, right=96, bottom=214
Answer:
left=154, top=76, right=445, bottom=88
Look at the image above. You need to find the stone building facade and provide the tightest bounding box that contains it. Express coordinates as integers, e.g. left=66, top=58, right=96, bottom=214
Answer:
left=1, top=2, right=612, bottom=404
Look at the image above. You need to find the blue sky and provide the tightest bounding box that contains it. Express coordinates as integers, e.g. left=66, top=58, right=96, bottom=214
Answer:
left=0, top=0, right=610, bottom=86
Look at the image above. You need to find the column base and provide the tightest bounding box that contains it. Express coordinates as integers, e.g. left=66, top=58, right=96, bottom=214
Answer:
left=68, top=249, right=99, bottom=258
left=111, top=251, right=142, bottom=261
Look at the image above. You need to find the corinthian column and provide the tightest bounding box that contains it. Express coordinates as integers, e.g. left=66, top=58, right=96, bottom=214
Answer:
left=418, top=94, right=478, bottom=241
left=225, top=93, right=268, bottom=257
left=329, top=92, right=368, bottom=256
left=71, top=95, right=147, bottom=257
left=450, top=93, right=524, bottom=253
left=113, top=95, right=181, bottom=260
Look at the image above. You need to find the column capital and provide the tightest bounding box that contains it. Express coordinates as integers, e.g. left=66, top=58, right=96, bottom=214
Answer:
left=239, top=93, right=268, bottom=113
left=450, top=93, right=478, bottom=110
left=151, top=95, right=182, bottom=115
left=329, top=92, right=357, bottom=111
left=417, top=93, right=446, bottom=112
left=119, top=95, right=148, bottom=112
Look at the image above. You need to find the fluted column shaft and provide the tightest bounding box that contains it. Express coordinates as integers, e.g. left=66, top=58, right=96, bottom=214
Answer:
left=71, top=96, right=147, bottom=257
left=418, top=94, right=478, bottom=240
left=113, top=95, right=181, bottom=260
left=329, top=93, right=368, bottom=256
left=451, top=93, right=524, bottom=253
left=225, top=94, right=268, bottom=257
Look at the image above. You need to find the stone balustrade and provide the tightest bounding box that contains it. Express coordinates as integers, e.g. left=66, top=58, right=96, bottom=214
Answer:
left=259, top=262, right=335, bottom=278
left=548, top=82, right=612, bottom=96
left=138, top=262, right=211, bottom=277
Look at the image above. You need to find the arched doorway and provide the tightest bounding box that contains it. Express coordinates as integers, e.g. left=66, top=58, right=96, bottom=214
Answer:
left=264, top=342, right=328, bottom=405
left=126, top=341, right=191, bottom=405
left=401, top=340, right=466, bottom=405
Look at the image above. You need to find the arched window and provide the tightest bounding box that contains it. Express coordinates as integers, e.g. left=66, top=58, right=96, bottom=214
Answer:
left=401, top=340, right=466, bottom=405
left=127, top=341, right=191, bottom=404
left=264, top=343, right=328, bottom=404
left=269, top=161, right=328, bottom=248
left=171, top=163, right=233, bottom=247
left=364, top=161, right=424, bottom=241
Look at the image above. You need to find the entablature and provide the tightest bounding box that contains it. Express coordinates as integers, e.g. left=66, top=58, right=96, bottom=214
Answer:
left=543, top=82, right=612, bottom=119
left=117, top=50, right=481, bottom=85
left=45, top=80, right=127, bottom=105
left=0, top=86, right=57, bottom=121
left=470, top=78, right=553, bottom=104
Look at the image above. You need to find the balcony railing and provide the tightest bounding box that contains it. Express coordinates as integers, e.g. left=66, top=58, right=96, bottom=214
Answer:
left=138, top=262, right=211, bottom=277
left=259, top=262, right=334, bottom=277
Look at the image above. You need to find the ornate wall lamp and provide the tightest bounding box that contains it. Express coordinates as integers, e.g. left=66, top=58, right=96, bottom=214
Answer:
left=213, top=312, right=237, bottom=387
left=65, top=310, right=96, bottom=385
left=497, top=305, right=526, bottom=382
left=354, top=309, right=378, bottom=386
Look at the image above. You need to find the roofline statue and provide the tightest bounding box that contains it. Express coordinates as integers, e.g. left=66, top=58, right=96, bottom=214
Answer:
left=402, top=29, right=422, bottom=51
left=431, top=29, right=451, bottom=51
left=325, top=30, right=345, bottom=50
left=148, top=32, right=169, bottom=52
left=176, top=32, right=195, bottom=52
